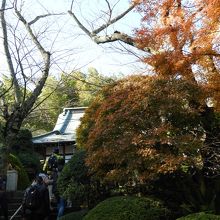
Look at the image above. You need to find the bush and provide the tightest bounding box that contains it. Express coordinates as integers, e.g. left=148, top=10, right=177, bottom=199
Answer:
left=59, top=210, right=88, bottom=220
left=58, top=149, right=111, bottom=208
left=57, top=150, right=90, bottom=207
left=11, top=129, right=33, bottom=151
left=16, top=151, right=41, bottom=179
left=83, top=196, right=170, bottom=220
left=9, top=154, right=30, bottom=190
left=9, top=128, right=40, bottom=180
left=176, top=212, right=220, bottom=219
left=9, top=129, right=33, bottom=156
left=147, top=170, right=220, bottom=217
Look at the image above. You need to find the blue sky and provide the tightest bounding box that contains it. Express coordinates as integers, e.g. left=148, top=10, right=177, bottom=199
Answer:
left=0, top=0, right=146, bottom=78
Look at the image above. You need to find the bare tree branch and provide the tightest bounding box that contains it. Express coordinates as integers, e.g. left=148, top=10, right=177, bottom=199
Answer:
left=28, top=13, right=65, bottom=26
left=70, top=0, right=74, bottom=11
left=14, top=9, right=48, bottom=58
left=68, top=1, right=153, bottom=54
left=93, top=31, right=135, bottom=45
left=68, top=10, right=91, bottom=36
left=93, top=3, right=136, bottom=34
left=0, top=6, right=13, bottom=11
left=103, top=0, right=112, bottom=23
left=13, top=2, right=51, bottom=117
left=0, top=0, right=22, bottom=104
left=14, top=35, right=27, bottom=104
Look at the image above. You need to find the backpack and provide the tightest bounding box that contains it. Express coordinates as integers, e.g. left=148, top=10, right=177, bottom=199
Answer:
left=47, top=155, right=58, bottom=171
left=24, top=185, right=41, bottom=210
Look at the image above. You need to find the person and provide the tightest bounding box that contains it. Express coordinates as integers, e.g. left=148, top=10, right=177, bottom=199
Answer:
left=38, top=172, right=55, bottom=211
left=56, top=196, right=66, bottom=220
left=22, top=175, right=50, bottom=220
left=0, top=175, right=8, bottom=220
left=43, top=148, right=65, bottom=205
left=43, top=148, right=64, bottom=174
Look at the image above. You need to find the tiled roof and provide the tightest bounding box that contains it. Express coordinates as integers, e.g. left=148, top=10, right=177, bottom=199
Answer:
left=32, top=107, right=86, bottom=144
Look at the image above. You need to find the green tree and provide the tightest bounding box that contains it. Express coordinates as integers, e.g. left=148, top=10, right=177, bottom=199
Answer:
left=24, top=69, right=115, bottom=135
left=24, top=76, right=79, bottom=134
left=66, top=68, right=115, bottom=107
left=57, top=150, right=90, bottom=208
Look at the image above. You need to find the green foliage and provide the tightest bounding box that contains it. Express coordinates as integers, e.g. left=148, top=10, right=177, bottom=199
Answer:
left=16, top=152, right=41, bottom=178
left=83, top=196, right=170, bottom=220
left=8, top=128, right=41, bottom=179
left=59, top=210, right=88, bottom=220
left=73, top=68, right=115, bottom=107
left=24, top=68, right=115, bottom=135
left=16, top=151, right=41, bottom=169
left=57, top=149, right=109, bottom=208
left=178, top=176, right=218, bottom=214
left=10, top=129, right=33, bottom=152
left=57, top=150, right=90, bottom=206
left=16, top=129, right=33, bottom=150
left=8, top=154, right=30, bottom=190
left=24, top=76, right=78, bottom=134
left=176, top=212, right=220, bottom=220
left=147, top=170, right=220, bottom=217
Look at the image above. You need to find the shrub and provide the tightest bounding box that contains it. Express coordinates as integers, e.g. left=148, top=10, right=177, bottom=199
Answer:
left=147, top=170, right=220, bottom=217
left=9, top=128, right=40, bottom=180
left=83, top=196, right=170, bottom=220
left=176, top=212, right=220, bottom=219
left=11, top=129, right=33, bottom=151
left=9, top=154, right=30, bottom=190
left=16, top=151, right=41, bottom=179
left=57, top=150, right=90, bottom=207
left=59, top=210, right=88, bottom=220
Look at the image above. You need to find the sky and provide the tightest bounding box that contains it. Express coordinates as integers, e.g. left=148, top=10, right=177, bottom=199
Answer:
left=0, top=0, right=147, bottom=78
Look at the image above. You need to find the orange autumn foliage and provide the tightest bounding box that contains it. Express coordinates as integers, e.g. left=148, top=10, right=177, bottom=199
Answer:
left=76, top=0, right=220, bottom=183
left=135, top=0, right=220, bottom=110
left=77, top=75, right=205, bottom=183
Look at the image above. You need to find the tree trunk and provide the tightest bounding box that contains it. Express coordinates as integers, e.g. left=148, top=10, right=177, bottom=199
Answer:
left=0, top=146, right=8, bottom=187
left=0, top=108, right=23, bottom=178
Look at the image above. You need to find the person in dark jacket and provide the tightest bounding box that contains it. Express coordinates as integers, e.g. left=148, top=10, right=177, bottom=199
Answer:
left=22, top=175, right=50, bottom=220
left=0, top=175, right=8, bottom=220
left=43, top=148, right=64, bottom=174
left=43, top=148, right=64, bottom=206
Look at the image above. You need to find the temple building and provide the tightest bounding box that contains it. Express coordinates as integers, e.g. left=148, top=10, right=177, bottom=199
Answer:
left=32, top=107, right=86, bottom=162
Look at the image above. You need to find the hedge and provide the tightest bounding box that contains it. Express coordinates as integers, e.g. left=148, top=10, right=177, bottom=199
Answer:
left=9, top=154, right=30, bottom=190
left=177, top=212, right=220, bottom=220
left=83, top=196, right=170, bottom=220
left=59, top=209, right=88, bottom=220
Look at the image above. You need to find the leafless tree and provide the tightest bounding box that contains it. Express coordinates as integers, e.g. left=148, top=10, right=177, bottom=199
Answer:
left=0, top=0, right=66, bottom=174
